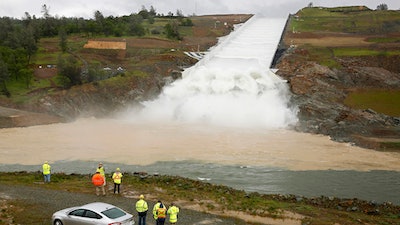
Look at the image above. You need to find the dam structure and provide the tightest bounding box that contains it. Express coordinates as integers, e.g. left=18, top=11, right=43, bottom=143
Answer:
left=138, top=16, right=298, bottom=129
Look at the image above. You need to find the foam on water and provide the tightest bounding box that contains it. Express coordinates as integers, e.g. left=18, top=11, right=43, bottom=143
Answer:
left=134, top=16, right=298, bottom=128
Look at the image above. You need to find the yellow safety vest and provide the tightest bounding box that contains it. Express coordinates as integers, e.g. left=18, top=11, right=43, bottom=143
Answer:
left=96, top=167, right=105, bottom=177
left=112, top=172, right=123, bottom=184
left=167, top=206, right=179, bottom=223
left=42, top=163, right=51, bottom=175
left=135, top=199, right=148, bottom=212
left=152, top=202, right=161, bottom=219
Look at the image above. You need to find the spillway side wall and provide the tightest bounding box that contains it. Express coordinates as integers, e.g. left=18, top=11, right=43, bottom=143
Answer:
left=270, top=14, right=292, bottom=68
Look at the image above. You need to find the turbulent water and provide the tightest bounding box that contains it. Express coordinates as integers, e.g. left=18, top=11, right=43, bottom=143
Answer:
left=131, top=16, right=298, bottom=128
left=1, top=16, right=400, bottom=204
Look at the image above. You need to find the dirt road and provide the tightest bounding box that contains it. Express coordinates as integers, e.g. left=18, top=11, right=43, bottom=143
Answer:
left=0, top=183, right=246, bottom=225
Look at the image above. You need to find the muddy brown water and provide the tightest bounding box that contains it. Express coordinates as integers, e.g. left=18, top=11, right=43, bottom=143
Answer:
left=1, top=118, right=400, bottom=204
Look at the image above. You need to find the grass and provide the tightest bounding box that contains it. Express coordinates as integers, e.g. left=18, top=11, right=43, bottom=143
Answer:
left=366, top=37, right=400, bottom=43
left=295, top=45, right=342, bottom=69
left=291, top=7, right=400, bottom=34
left=344, top=89, right=400, bottom=117
left=333, top=48, right=400, bottom=57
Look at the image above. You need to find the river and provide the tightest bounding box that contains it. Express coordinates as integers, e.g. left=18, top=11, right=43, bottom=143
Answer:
left=1, top=118, right=400, bottom=204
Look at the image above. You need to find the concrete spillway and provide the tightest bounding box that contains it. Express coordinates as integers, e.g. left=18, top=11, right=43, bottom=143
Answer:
left=138, top=16, right=298, bottom=129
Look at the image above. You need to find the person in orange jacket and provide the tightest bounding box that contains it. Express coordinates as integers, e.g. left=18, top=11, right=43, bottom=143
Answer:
left=92, top=171, right=105, bottom=196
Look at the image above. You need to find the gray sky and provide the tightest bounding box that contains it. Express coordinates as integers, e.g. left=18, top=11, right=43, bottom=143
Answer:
left=0, top=0, right=399, bottom=19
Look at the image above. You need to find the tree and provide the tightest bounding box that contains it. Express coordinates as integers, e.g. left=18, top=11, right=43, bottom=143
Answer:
left=149, top=6, right=157, bottom=17
left=59, top=27, right=68, bottom=53
left=129, top=14, right=145, bottom=36
left=180, top=18, right=193, bottom=26
left=0, top=58, right=10, bottom=97
left=148, top=16, right=155, bottom=24
left=164, top=21, right=181, bottom=40
left=19, top=68, right=33, bottom=88
left=40, top=4, right=58, bottom=36
left=41, top=4, right=50, bottom=18
left=20, top=27, right=38, bottom=64
left=176, top=9, right=184, bottom=18
left=0, top=47, right=29, bottom=82
left=138, top=6, right=149, bottom=19
left=307, top=2, right=313, bottom=8
left=57, top=54, right=82, bottom=88
left=0, top=17, right=13, bottom=45
left=93, top=10, right=105, bottom=35
left=22, top=12, right=32, bottom=27
left=377, top=4, right=388, bottom=10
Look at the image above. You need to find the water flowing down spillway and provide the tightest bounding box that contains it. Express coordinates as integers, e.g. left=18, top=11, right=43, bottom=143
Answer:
left=136, top=16, right=298, bottom=128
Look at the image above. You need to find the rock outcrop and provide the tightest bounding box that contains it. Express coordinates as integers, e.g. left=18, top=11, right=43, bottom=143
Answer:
left=276, top=49, right=400, bottom=150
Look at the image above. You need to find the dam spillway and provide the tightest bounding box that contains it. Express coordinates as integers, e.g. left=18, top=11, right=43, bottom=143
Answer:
left=137, top=16, right=298, bottom=129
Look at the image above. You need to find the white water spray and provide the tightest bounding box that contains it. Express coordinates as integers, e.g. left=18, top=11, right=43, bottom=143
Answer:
left=137, top=16, right=298, bottom=128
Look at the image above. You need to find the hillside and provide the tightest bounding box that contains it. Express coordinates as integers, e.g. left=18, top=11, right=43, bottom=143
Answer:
left=0, top=14, right=251, bottom=124
left=274, top=6, right=400, bottom=151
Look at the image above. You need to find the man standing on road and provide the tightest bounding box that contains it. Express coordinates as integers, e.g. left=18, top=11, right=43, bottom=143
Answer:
left=135, top=194, right=148, bottom=225
left=42, top=161, right=51, bottom=183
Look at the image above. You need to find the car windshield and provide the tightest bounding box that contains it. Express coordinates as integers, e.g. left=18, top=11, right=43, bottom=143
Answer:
left=101, top=207, right=126, bottom=219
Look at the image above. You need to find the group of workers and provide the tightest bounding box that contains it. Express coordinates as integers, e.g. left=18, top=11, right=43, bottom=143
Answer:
left=91, top=162, right=180, bottom=224
left=136, top=194, right=180, bottom=225
left=42, top=161, right=180, bottom=224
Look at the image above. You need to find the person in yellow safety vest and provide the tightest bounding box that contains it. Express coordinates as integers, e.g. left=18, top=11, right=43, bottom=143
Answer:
left=91, top=171, right=105, bottom=196
left=155, top=202, right=167, bottom=225
left=152, top=200, right=161, bottom=221
left=167, top=202, right=179, bottom=224
left=135, top=194, right=148, bottom=225
left=96, top=162, right=106, bottom=186
left=42, top=161, right=51, bottom=183
left=112, top=168, right=123, bottom=194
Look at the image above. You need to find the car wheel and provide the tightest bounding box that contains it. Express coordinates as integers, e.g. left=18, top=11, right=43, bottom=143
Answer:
left=53, top=219, right=63, bottom=225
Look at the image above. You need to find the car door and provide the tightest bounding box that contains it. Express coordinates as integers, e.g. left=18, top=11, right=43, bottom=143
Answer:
left=66, top=209, right=90, bottom=225
left=66, top=209, right=99, bottom=225
left=82, top=209, right=104, bottom=224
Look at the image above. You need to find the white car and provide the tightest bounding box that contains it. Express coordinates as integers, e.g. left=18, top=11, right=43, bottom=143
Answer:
left=52, top=202, right=135, bottom=225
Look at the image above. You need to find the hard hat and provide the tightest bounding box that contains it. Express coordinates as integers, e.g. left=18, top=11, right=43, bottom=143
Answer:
left=116, top=168, right=120, bottom=171
left=139, top=194, right=144, bottom=199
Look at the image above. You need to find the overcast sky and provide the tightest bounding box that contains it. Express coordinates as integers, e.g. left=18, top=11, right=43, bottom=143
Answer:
left=1, top=0, right=399, bottom=19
